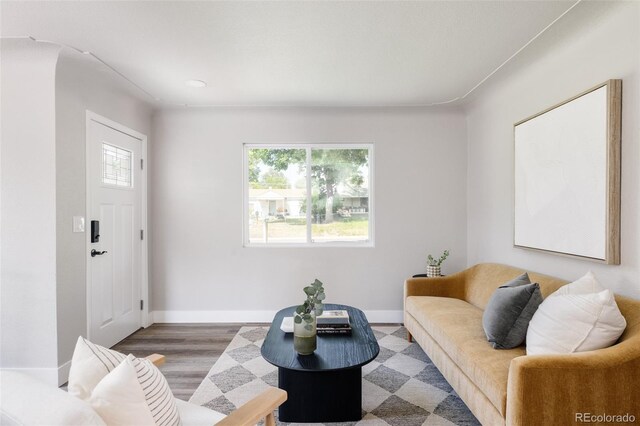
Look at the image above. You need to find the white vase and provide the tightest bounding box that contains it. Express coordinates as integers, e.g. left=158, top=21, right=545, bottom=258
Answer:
left=426, top=265, right=441, bottom=277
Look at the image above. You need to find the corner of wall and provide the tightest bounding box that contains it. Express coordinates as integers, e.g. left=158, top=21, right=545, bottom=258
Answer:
left=1, top=38, right=62, bottom=384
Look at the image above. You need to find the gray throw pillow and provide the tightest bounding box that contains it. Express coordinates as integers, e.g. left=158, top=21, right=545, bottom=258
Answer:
left=482, top=273, right=543, bottom=349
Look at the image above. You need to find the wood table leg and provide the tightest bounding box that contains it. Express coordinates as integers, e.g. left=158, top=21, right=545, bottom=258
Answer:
left=407, top=330, right=413, bottom=342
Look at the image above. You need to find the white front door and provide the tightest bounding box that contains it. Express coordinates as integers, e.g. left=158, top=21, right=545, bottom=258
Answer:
left=87, top=116, right=142, bottom=348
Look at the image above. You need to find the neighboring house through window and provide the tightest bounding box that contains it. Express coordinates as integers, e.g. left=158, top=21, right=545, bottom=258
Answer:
left=244, top=144, right=373, bottom=246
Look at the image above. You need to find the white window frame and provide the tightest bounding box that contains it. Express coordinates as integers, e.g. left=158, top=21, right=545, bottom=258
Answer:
left=243, top=143, right=374, bottom=248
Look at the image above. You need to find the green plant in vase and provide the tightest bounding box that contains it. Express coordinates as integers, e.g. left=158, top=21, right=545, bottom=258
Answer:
left=293, top=279, right=325, bottom=355
left=426, top=249, right=449, bottom=277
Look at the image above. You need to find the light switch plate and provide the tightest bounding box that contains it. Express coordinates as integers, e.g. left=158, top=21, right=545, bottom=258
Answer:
left=73, top=216, right=85, bottom=233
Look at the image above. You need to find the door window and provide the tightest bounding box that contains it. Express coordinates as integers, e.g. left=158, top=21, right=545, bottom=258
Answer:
left=102, top=143, right=133, bottom=187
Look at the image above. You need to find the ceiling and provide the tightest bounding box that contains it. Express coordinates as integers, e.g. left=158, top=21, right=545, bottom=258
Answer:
left=1, top=1, right=579, bottom=107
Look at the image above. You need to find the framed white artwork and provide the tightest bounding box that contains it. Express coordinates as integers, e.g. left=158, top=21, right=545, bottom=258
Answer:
left=514, top=80, right=621, bottom=264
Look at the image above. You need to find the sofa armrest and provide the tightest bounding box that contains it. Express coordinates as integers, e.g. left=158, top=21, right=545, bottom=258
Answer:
left=145, top=354, right=165, bottom=367
left=506, top=341, right=640, bottom=426
left=216, top=387, right=287, bottom=426
left=404, top=269, right=467, bottom=300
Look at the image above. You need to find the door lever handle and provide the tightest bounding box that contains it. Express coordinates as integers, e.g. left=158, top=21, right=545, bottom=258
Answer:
left=91, top=249, right=108, bottom=257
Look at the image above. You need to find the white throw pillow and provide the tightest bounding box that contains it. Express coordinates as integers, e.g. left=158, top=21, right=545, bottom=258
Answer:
left=554, top=270, right=605, bottom=295
left=526, top=272, right=626, bottom=355
left=68, top=336, right=127, bottom=400
left=90, top=354, right=181, bottom=426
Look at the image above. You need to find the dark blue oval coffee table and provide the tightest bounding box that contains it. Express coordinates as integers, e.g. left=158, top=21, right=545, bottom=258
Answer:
left=261, top=304, right=379, bottom=423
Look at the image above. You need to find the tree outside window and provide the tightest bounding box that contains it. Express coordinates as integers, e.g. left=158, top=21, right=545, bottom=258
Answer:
left=245, top=145, right=372, bottom=245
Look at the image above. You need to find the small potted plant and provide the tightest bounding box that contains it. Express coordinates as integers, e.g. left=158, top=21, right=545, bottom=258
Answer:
left=426, top=250, right=449, bottom=277
left=293, top=279, right=325, bottom=355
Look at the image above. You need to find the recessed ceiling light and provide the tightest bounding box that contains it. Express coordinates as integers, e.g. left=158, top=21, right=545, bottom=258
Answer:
left=185, top=79, right=207, bottom=88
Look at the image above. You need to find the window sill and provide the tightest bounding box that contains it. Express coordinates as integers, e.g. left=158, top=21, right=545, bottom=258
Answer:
left=244, top=241, right=374, bottom=248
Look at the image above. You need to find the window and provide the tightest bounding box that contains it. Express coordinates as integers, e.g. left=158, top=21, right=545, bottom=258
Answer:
left=102, top=143, right=133, bottom=187
left=244, top=144, right=373, bottom=246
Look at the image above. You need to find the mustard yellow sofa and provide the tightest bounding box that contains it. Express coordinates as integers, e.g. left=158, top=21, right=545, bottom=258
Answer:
left=404, top=263, right=640, bottom=426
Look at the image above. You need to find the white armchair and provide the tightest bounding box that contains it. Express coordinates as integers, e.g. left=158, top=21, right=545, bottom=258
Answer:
left=0, top=354, right=287, bottom=426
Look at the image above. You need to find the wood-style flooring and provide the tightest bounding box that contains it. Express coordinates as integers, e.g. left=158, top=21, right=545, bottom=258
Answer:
left=112, top=322, right=399, bottom=401
left=113, top=324, right=245, bottom=401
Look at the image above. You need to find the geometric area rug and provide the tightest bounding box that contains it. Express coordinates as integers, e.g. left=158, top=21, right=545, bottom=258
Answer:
left=190, top=326, right=480, bottom=426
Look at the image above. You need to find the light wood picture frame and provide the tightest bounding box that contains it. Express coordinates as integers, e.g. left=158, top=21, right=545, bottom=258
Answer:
left=514, top=80, right=621, bottom=264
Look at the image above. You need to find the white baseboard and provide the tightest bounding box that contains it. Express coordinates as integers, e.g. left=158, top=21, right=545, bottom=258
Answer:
left=365, top=310, right=404, bottom=323
left=0, top=367, right=59, bottom=387
left=151, top=310, right=403, bottom=324
left=58, top=359, right=71, bottom=386
left=2, top=360, right=72, bottom=387
left=152, top=310, right=278, bottom=323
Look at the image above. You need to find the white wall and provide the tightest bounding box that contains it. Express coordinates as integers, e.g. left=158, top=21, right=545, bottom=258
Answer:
left=466, top=1, right=640, bottom=298
left=0, top=39, right=61, bottom=385
left=151, top=107, right=467, bottom=321
left=55, top=50, right=153, bottom=382
left=7, top=3, right=636, bottom=381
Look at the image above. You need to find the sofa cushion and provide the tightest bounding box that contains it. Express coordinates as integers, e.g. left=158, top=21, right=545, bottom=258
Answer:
left=0, top=370, right=106, bottom=426
left=464, top=264, right=568, bottom=309
left=406, top=296, right=525, bottom=416
left=175, top=399, right=226, bottom=426
left=482, top=273, right=543, bottom=349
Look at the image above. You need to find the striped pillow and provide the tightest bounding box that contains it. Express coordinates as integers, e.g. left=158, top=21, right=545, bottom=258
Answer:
left=130, top=355, right=181, bottom=426
left=90, top=354, right=181, bottom=426
left=68, top=336, right=127, bottom=400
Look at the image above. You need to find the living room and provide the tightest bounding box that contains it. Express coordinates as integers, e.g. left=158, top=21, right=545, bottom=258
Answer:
left=1, top=1, right=639, bottom=425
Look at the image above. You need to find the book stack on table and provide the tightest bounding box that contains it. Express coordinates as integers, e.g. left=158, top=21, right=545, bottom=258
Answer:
left=317, top=310, right=351, bottom=335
